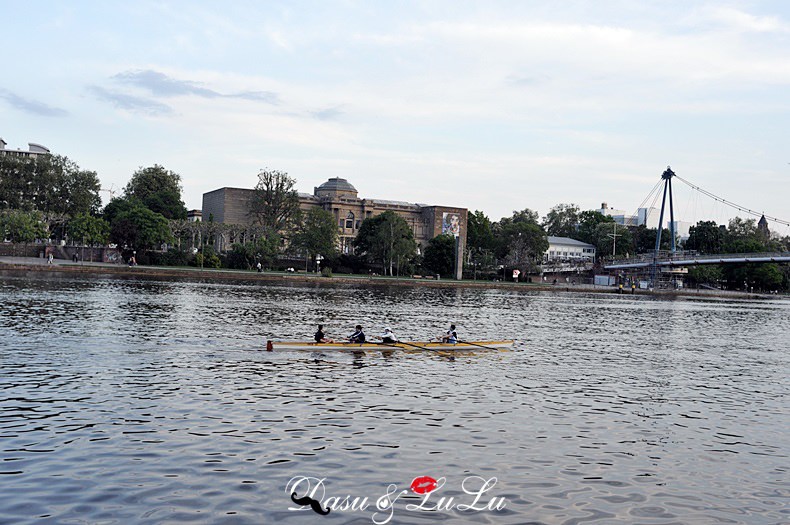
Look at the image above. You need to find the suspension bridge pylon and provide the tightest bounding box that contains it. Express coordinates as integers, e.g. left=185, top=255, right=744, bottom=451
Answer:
left=650, top=166, right=677, bottom=285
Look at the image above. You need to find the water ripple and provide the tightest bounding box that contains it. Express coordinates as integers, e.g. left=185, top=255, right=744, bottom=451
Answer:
left=1, top=274, right=788, bottom=524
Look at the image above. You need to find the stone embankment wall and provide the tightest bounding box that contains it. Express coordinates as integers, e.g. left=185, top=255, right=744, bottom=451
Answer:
left=0, top=243, right=48, bottom=258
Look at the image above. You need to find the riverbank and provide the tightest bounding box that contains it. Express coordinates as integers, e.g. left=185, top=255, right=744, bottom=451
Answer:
left=0, top=256, right=775, bottom=300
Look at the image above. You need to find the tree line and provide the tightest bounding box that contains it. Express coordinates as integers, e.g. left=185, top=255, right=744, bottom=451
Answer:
left=1, top=153, right=787, bottom=289
left=465, top=203, right=789, bottom=290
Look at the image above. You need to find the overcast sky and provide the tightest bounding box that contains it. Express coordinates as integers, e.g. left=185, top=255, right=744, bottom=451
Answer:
left=2, top=1, right=789, bottom=233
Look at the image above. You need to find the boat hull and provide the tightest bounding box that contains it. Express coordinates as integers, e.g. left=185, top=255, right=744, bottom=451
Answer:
left=267, top=340, right=514, bottom=352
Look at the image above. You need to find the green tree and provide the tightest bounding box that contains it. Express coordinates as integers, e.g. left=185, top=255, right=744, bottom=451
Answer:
left=68, top=214, right=109, bottom=262
left=498, top=208, right=540, bottom=228
left=726, top=217, right=759, bottom=241
left=724, top=217, right=766, bottom=253
left=102, top=196, right=137, bottom=225
left=751, top=264, right=784, bottom=291
left=195, top=244, right=221, bottom=269
left=494, top=209, right=547, bottom=264
left=543, top=203, right=580, bottom=238
left=0, top=209, right=47, bottom=244
left=592, top=222, right=634, bottom=258
left=55, top=158, right=102, bottom=217
left=249, top=169, right=300, bottom=235
left=685, top=221, right=726, bottom=254
left=687, top=265, right=724, bottom=288
left=354, top=211, right=417, bottom=276
left=632, top=225, right=673, bottom=254
left=124, top=165, right=187, bottom=220
left=494, top=209, right=548, bottom=272
left=724, top=263, right=784, bottom=292
left=291, top=207, right=338, bottom=266
left=110, top=203, right=172, bottom=252
left=576, top=210, right=614, bottom=245
left=226, top=234, right=280, bottom=270
left=0, top=154, right=31, bottom=210
left=423, top=234, right=455, bottom=276
left=466, top=210, right=497, bottom=277
left=0, top=154, right=101, bottom=221
left=467, top=210, right=496, bottom=252
left=68, top=214, right=109, bottom=246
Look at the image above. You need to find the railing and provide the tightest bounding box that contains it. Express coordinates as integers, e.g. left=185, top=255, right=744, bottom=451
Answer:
left=541, top=261, right=595, bottom=273
left=604, top=251, right=790, bottom=269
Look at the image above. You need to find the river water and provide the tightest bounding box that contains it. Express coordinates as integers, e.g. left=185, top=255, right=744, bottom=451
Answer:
left=0, top=273, right=787, bottom=524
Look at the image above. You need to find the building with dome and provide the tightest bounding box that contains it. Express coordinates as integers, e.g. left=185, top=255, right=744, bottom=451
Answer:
left=202, top=177, right=467, bottom=278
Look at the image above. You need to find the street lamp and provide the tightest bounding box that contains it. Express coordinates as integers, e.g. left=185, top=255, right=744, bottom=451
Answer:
left=607, top=222, right=621, bottom=258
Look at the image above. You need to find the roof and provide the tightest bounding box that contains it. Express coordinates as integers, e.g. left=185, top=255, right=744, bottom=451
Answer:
left=367, top=199, right=419, bottom=208
left=547, top=236, right=595, bottom=248
left=316, top=177, right=357, bottom=193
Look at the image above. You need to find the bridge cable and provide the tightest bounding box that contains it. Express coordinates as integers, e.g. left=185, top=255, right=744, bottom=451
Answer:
left=674, top=175, right=790, bottom=227
left=627, top=179, right=663, bottom=226
left=635, top=179, right=663, bottom=211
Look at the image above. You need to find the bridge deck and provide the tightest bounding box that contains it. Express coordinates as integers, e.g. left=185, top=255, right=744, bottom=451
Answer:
left=604, top=252, right=790, bottom=270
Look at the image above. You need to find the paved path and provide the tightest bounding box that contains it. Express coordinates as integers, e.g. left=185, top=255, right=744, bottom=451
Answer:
left=0, top=256, right=123, bottom=268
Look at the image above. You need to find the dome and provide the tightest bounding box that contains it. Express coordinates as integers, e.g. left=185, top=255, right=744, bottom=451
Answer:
left=314, top=177, right=358, bottom=198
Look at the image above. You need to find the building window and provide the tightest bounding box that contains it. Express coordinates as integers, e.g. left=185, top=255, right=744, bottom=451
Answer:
left=355, top=220, right=361, bottom=229
left=345, top=212, right=355, bottom=229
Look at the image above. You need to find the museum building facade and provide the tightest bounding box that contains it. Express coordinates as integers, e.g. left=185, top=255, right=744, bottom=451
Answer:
left=202, top=177, right=467, bottom=278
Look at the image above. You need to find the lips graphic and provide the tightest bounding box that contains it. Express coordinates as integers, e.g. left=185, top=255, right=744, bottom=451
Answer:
left=410, top=476, right=438, bottom=494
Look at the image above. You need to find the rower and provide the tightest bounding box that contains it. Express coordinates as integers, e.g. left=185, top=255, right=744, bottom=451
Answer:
left=439, top=324, right=458, bottom=344
left=348, top=325, right=366, bottom=344
left=376, top=327, right=398, bottom=344
left=314, top=324, right=334, bottom=344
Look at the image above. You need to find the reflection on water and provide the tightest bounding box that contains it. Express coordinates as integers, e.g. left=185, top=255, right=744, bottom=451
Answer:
left=1, top=274, right=788, bottom=524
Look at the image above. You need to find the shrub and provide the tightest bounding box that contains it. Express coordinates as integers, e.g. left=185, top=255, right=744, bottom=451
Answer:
left=192, top=245, right=221, bottom=268
left=146, top=249, right=192, bottom=266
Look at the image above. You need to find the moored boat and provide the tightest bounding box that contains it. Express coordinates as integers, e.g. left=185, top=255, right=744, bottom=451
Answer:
left=265, top=340, right=514, bottom=352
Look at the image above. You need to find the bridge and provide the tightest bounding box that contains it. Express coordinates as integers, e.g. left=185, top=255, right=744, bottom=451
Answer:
left=601, top=167, right=789, bottom=284
left=605, top=251, right=790, bottom=270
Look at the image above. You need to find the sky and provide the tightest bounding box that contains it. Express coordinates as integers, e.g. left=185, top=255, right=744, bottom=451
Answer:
left=2, top=1, right=789, bottom=234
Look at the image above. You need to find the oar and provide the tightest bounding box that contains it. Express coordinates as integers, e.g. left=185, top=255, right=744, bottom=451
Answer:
left=372, top=341, right=401, bottom=350
left=374, top=340, right=440, bottom=353
left=395, top=340, right=431, bottom=351
left=395, top=341, right=457, bottom=360
left=457, top=340, right=500, bottom=351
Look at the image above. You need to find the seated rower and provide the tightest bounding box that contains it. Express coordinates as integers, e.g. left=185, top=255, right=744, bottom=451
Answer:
left=348, top=325, right=366, bottom=344
left=314, top=324, right=334, bottom=344
left=439, top=324, right=458, bottom=344
left=375, top=327, right=398, bottom=344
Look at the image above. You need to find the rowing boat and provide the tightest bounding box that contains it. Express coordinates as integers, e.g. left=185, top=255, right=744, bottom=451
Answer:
left=265, top=340, right=514, bottom=352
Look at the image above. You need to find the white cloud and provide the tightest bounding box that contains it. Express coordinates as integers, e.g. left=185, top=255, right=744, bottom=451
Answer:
left=704, top=6, right=788, bottom=33
left=3, top=1, right=789, bottom=222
